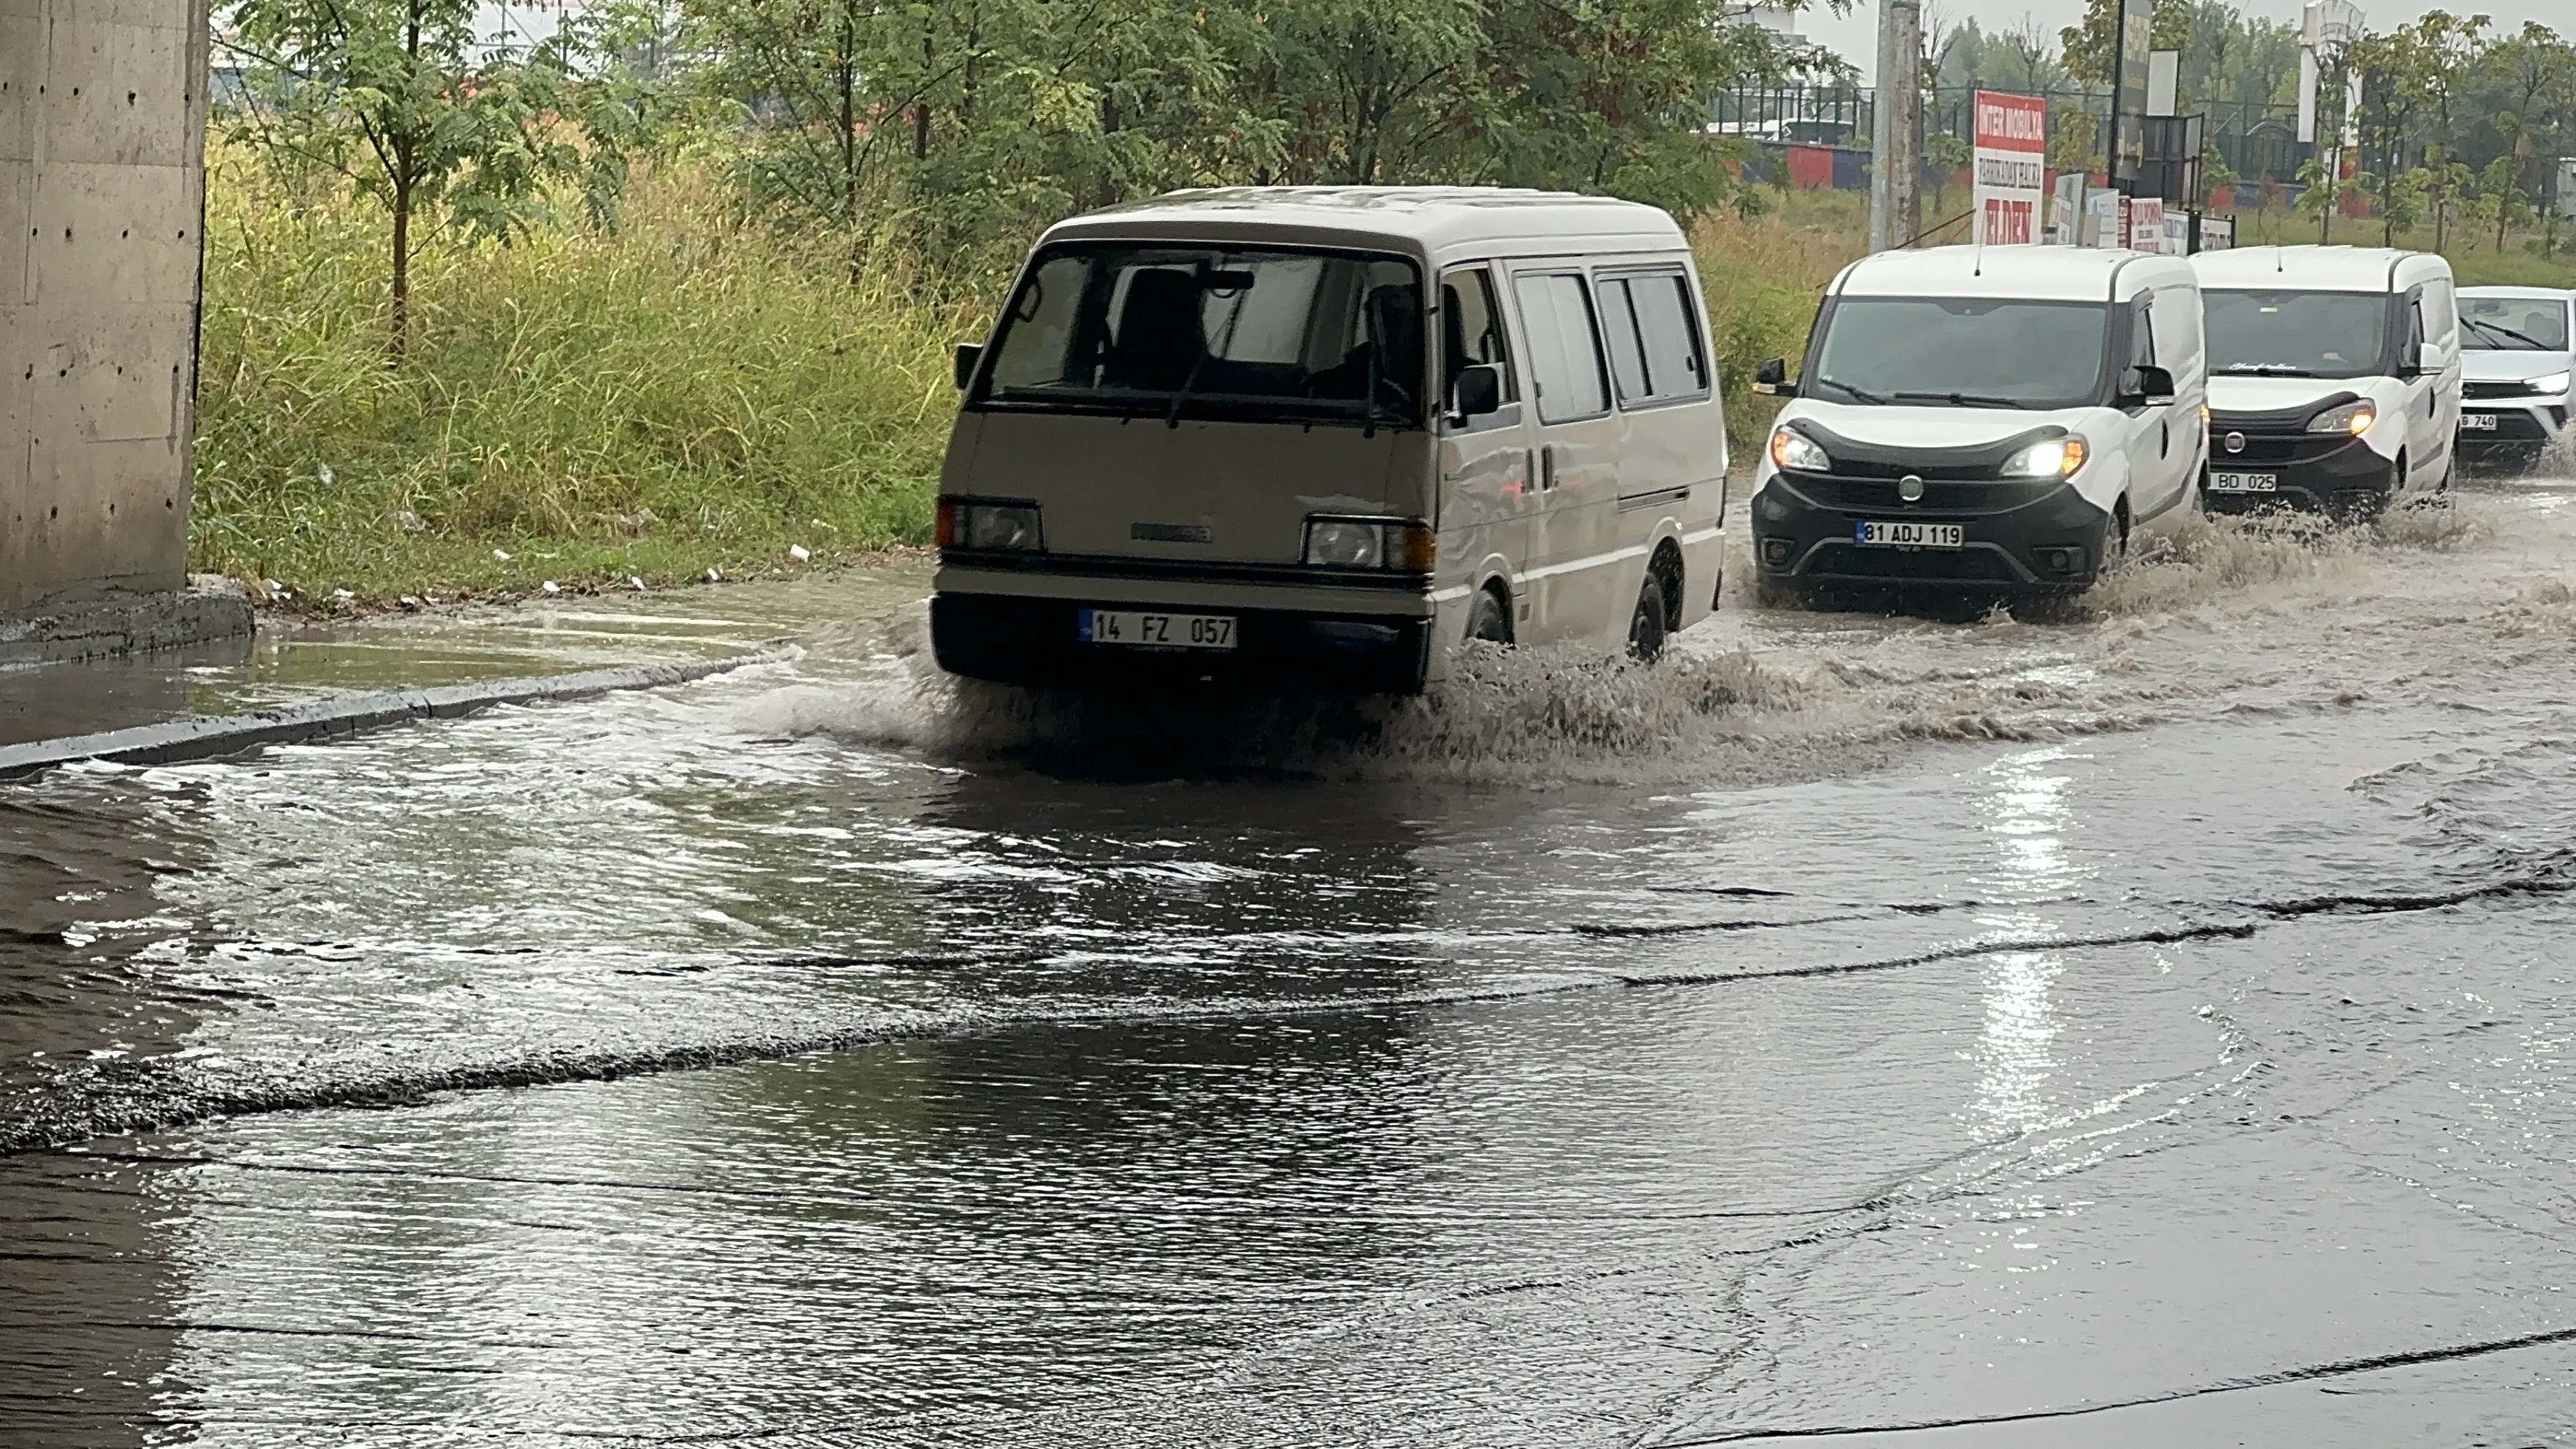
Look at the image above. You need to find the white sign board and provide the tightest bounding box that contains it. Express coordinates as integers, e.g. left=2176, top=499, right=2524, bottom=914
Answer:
left=2050, top=173, right=2083, bottom=245
left=1972, top=91, right=2049, bottom=247
left=2086, top=190, right=2123, bottom=248
left=2128, top=196, right=2166, bottom=252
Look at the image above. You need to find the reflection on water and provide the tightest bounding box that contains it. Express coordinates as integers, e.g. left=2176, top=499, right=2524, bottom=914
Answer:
left=0, top=787, right=207, bottom=1448
left=6, top=481, right=2576, bottom=1440
left=1968, top=749, right=2079, bottom=1139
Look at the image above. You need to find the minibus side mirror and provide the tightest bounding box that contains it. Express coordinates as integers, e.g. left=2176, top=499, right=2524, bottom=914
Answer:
left=1452, top=364, right=1502, bottom=420
left=1753, top=356, right=1796, bottom=397
left=953, top=342, right=983, bottom=391
left=2408, top=341, right=2442, bottom=376
left=2122, top=364, right=2176, bottom=405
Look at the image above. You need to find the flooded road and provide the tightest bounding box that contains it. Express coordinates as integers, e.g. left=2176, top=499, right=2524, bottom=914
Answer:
left=7, top=476, right=2576, bottom=1445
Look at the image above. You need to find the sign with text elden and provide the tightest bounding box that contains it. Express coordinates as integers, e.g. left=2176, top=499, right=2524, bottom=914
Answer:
left=1972, top=91, right=2048, bottom=247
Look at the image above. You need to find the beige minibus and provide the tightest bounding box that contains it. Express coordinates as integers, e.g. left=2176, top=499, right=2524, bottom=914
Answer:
left=932, top=187, right=1729, bottom=694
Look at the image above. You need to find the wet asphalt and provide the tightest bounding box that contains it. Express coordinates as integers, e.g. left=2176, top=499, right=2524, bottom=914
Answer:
left=7, top=476, right=2576, bottom=1445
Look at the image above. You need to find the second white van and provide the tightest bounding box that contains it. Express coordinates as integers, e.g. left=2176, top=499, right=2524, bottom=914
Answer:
left=2192, top=246, right=2463, bottom=516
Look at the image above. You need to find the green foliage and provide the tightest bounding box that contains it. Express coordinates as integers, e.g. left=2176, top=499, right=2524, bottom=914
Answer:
left=222, top=0, right=618, bottom=351
left=672, top=0, right=1845, bottom=266
left=2059, top=0, right=2192, bottom=89
left=193, top=148, right=965, bottom=599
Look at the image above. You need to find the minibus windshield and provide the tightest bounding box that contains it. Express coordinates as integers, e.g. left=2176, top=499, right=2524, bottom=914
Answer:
left=2460, top=296, right=2569, bottom=352
left=2204, top=290, right=2389, bottom=378
left=977, top=244, right=1426, bottom=427
left=1806, top=298, right=2108, bottom=409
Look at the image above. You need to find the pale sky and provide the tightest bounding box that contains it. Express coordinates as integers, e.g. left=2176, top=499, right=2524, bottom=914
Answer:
left=1819, top=0, right=2566, bottom=83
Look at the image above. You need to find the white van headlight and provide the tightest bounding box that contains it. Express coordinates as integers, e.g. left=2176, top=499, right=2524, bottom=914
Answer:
left=2307, top=400, right=2376, bottom=435
left=938, top=500, right=1044, bottom=551
left=1303, top=516, right=1435, bottom=572
left=2002, top=435, right=2089, bottom=479
left=1769, top=426, right=1830, bottom=473
left=2528, top=371, right=2571, bottom=397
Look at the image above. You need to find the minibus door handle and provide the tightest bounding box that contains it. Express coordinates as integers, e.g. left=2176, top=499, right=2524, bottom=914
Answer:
left=1538, top=444, right=1557, bottom=491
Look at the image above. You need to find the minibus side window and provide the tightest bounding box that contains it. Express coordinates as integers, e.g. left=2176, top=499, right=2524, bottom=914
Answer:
left=1514, top=273, right=1611, bottom=424
left=2128, top=295, right=2157, bottom=369
left=1441, top=267, right=1519, bottom=405
left=1598, top=280, right=1653, bottom=402
left=1598, top=271, right=1710, bottom=406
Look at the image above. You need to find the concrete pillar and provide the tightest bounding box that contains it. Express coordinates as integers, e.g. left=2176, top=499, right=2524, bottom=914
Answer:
left=1, top=0, right=214, bottom=618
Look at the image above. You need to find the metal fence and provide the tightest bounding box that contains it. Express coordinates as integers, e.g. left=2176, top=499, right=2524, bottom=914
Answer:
left=1707, top=84, right=2315, bottom=191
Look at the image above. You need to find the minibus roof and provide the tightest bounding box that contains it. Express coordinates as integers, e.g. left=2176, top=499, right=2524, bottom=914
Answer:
left=1041, top=187, right=1687, bottom=264
left=1830, top=244, right=2177, bottom=302
left=2191, top=244, right=2436, bottom=293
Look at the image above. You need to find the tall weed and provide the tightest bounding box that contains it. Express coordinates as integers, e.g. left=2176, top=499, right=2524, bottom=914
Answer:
left=195, top=149, right=975, bottom=598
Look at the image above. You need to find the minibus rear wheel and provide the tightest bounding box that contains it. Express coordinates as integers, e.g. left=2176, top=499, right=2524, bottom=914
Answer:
left=1628, top=574, right=1671, bottom=664
left=1465, top=585, right=1514, bottom=646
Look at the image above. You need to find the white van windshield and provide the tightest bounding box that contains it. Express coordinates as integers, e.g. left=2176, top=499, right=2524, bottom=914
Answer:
left=1808, top=298, right=2108, bottom=409
left=2204, top=290, right=2390, bottom=378
left=977, top=244, right=1425, bottom=427
left=2460, top=296, right=2570, bottom=352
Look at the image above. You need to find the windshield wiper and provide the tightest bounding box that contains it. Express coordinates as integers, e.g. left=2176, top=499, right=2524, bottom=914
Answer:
left=2217, top=363, right=2316, bottom=375
left=1163, top=351, right=1214, bottom=429
left=1809, top=376, right=1890, bottom=405
left=2464, top=318, right=2548, bottom=350
left=1888, top=390, right=2028, bottom=409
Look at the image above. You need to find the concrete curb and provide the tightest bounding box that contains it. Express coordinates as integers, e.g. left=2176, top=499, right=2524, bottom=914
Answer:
left=0, top=651, right=788, bottom=779
left=0, top=575, right=257, bottom=670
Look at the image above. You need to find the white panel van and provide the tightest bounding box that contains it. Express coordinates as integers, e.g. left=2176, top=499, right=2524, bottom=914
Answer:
left=2455, top=286, right=2572, bottom=471
left=932, top=187, right=1729, bottom=694
left=2192, top=247, right=2463, bottom=516
left=1746, top=245, right=2207, bottom=598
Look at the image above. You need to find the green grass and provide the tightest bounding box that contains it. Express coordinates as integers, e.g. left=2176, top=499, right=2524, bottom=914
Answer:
left=192, top=151, right=979, bottom=602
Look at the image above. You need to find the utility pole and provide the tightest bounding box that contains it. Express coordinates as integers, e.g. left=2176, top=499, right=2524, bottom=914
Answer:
left=1868, top=0, right=1922, bottom=251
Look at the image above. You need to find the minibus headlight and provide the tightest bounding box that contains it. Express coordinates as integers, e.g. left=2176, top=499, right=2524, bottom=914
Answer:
left=2307, top=400, right=2376, bottom=435
left=1303, top=517, right=1434, bottom=572
left=2002, top=435, right=2088, bottom=479
left=2528, top=371, right=2570, bottom=397
left=1769, top=426, right=1829, bottom=473
left=938, top=500, right=1044, bottom=551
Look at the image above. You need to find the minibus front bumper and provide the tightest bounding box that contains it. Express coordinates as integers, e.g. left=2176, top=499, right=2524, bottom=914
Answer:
left=1750, top=471, right=2113, bottom=594
left=930, top=554, right=1436, bottom=694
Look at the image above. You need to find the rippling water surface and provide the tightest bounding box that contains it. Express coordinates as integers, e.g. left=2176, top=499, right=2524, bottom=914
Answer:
left=7, top=479, right=2576, bottom=1445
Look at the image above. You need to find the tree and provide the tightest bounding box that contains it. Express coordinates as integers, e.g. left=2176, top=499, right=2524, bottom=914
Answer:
left=225, top=0, right=590, bottom=356
left=2059, top=0, right=2190, bottom=89
left=1999, top=12, right=2052, bottom=94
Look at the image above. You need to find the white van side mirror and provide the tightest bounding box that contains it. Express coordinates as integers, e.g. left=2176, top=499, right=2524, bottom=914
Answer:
left=2410, top=341, right=2442, bottom=376
left=1451, top=364, right=1502, bottom=420
left=2121, top=364, right=2176, bottom=405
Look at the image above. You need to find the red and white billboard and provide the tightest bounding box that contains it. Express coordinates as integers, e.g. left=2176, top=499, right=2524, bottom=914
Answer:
left=1972, top=91, right=2048, bottom=247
